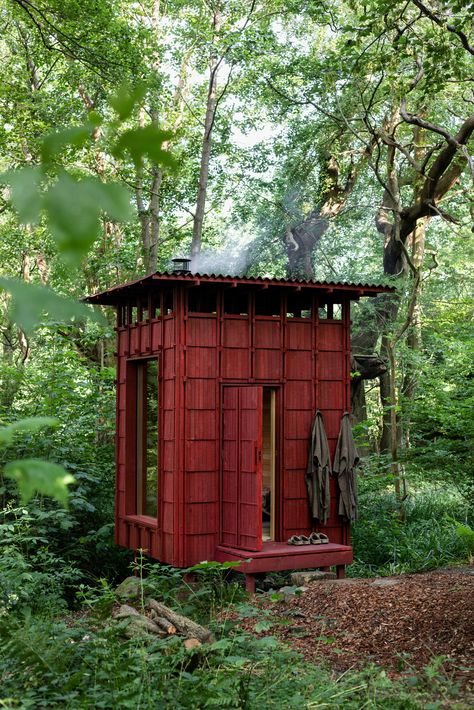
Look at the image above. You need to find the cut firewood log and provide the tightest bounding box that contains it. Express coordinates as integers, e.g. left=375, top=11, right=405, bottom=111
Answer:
left=122, top=615, right=167, bottom=639
left=112, top=604, right=141, bottom=619
left=147, top=599, right=214, bottom=643
left=149, top=610, right=177, bottom=635
left=183, top=638, right=201, bottom=650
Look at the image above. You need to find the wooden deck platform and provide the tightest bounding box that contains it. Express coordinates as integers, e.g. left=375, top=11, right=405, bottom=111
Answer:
left=215, top=541, right=353, bottom=592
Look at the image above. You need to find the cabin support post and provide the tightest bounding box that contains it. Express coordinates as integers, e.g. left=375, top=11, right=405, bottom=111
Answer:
left=245, top=574, right=257, bottom=593
left=336, top=565, right=346, bottom=579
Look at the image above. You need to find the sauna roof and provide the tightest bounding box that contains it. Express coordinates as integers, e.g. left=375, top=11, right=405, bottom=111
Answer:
left=84, top=271, right=396, bottom=305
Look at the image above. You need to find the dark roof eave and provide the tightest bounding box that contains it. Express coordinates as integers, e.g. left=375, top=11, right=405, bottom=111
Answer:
left=83, top=271, right=395, bottom=305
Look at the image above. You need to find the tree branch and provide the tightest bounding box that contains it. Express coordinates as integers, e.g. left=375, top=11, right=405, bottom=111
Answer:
left=410, top=0, right=474, bottom=56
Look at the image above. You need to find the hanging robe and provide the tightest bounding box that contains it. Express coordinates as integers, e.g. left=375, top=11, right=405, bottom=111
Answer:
left=305, top=410, right=331, bottom=524
left=333, top=412, right=360, bottom=522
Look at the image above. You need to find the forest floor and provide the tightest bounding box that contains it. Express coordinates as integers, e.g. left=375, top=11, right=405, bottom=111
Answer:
left=237, top=567, right=474, bottom=689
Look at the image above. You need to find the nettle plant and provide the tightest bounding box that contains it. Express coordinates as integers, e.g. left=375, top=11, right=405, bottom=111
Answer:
left=0, top=84, right=175, bottom=508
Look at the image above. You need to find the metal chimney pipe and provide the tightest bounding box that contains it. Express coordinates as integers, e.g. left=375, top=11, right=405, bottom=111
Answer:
left=171, top=257, right=192, bottom=274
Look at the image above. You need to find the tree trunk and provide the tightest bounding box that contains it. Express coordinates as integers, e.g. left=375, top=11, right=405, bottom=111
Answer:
left=191, top=10, right=222, bottom=258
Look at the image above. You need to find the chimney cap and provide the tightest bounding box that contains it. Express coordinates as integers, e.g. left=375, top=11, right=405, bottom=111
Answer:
left=171, top=257, right=191, bottom=274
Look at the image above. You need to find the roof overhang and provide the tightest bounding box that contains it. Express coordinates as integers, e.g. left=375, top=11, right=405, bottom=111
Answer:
left=83, top=271, right=396, bottom=306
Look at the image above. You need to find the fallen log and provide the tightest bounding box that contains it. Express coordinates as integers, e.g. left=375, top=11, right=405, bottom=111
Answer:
left=150, top=611, right=177, bottom=635
left=122, top=615, right=167, bottom=639
left=147, top=599, right=214, bottom=643
left=112, top=604, right=141, bottom=619
left=183, top=638, right=201, bottom=650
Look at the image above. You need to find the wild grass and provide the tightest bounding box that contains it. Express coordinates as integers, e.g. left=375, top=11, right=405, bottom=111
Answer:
left=350, top=483, right=474, bottom=577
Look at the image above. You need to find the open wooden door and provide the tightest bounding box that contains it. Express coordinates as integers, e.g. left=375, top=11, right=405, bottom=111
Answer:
left=221, top=386, right=263, bottom=551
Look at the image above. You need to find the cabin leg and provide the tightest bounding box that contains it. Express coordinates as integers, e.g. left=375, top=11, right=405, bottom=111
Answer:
left=245, top=574, right=256, bottom=593
left=336, top=565, right=346, bottom=579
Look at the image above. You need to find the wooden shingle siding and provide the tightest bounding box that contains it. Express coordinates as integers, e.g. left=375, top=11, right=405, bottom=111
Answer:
left=114, top=286, right=356, bottom=566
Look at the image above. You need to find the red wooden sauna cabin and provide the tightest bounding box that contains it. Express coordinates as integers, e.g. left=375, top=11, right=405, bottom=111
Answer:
left=85, top=262, right=392, bottom=591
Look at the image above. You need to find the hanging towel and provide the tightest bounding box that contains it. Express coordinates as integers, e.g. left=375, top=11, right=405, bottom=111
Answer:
left=305, top=410, right=331, bottom=525
left=333, top=412, right=360, bottom=522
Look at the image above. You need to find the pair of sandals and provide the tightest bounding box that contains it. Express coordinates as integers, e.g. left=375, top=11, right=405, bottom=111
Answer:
left=287, top=532, right=329, bottom=546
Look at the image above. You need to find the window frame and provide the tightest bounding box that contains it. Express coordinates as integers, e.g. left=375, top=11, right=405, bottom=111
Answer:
left=125, top=355, right=160, bottom=523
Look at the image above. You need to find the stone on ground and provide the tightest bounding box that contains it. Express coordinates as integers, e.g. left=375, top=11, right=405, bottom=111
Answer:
left=290, top=570, right=336, bottom=586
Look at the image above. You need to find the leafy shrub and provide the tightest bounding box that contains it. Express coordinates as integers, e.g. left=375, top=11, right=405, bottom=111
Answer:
left=0, top=614, right=449, bottom=709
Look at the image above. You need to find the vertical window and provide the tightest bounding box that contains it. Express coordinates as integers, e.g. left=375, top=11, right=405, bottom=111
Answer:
left=136, top=359, right=159, bottom=517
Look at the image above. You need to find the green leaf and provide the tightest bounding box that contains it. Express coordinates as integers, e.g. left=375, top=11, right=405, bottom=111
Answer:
left=96, top=182, right=133, bottom=221
left=43, top=173, right=132, bottom=263
left=0, top=417, right=58, bottom=446
left=4, top=458, right=75, bottom=506
left=113, top=125, right=176, bottom=169
left=41, top=126, right=94, bottom=163
left=44, top=172, right=102, bottom=262
left=110, top=82, right=148, bottom=121
left=254, top=620, right=273, bottom=633
left=0, top=167, right=42, bottom=224
left=0, top=277, right=104, bottom=333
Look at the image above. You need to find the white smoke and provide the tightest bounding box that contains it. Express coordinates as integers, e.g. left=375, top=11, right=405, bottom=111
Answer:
left=190, top=234, right=252, bottom=276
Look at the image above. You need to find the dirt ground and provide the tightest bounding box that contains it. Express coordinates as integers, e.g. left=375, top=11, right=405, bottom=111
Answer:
left=237, top=567, right=474, bottom=686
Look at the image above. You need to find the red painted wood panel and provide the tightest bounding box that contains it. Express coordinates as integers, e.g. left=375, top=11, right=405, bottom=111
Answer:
left=186, top=410, right=217, bottom=439
left=318, top=322, right=344, bottom=350
left=185, top=534, right=218, bottom=564
left=284, top=409, right=313, bottom=439
left=254, top=349, right=281, bottom=379
left=222, top=319, right=249, bottom=348
left=162, top=410, right=175, bottom=440
left=187, top=317, right=217, bottom=346
left=285, top=351, right=313, bottom=380
left=162, top=501, right=174, bottom=533
left=118, top=329, right=128, bottom=356
left=161, top=533, right=174, bottom=563
left=151, top=321, right=162, bottom=350
left=139, top=322, right=150, bottom=352
left=118, top=356, right=127, bottom=384
left=162, top=380, right=175, bottom=409
left=186, top=379, right=217, bottom=409
left=130, top=325, right=139, bottom=354
left=162, top=441, right=175, bottom=471
left=164, top=319, right=175, bottom=348
left=185, top=441, right=217, bottom=471
left=221, top=349, right=250, bottom=379
left=286, top=322, right=312, bottom=350
left=162, top=471, right=174, bottom=502
left=186, top=348, right=217, bottom=378
left=284, top=499, right=312, bottom=530
left=283, top=439, right=308, bottom=469
left=318, top=381, right=345, bottom=410
left=163, top=349, right=176, bottom=378
left=320, top=410, right=342, bottom=440
left=185, top=503, right=218, bottom=534
left=186, top=472, right=217, bottom=503
left=221, top=386, right=263, bottom=551
left=283, top=470, right=309, bottom=499
left=285, top=382, right=313, bottom=409
left=318, top=351, right=345, bottom=380
left=116, top=520, right=128, bottom=547
left=254, top=320, right=281, bottom=348
left=118, top=383, right=126, bottom=411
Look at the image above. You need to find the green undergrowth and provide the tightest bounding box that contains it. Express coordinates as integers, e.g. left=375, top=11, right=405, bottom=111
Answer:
left=0, top=610, right=468, bottom=709
left=350, top=484, right=474, bottom=577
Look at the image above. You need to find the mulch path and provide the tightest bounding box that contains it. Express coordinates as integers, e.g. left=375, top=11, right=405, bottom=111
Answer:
left=236, top=567, right=474, bottom=685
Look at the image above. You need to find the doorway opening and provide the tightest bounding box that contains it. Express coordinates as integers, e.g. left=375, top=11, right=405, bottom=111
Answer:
left=262, top=388, right=276, bottom=541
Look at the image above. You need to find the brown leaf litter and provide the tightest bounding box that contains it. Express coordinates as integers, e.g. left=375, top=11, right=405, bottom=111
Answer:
left=236, top=567, right=474, bottom=686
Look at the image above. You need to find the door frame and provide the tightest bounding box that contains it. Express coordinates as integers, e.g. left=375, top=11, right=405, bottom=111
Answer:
left=219, top=383, right=282, bottom=547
